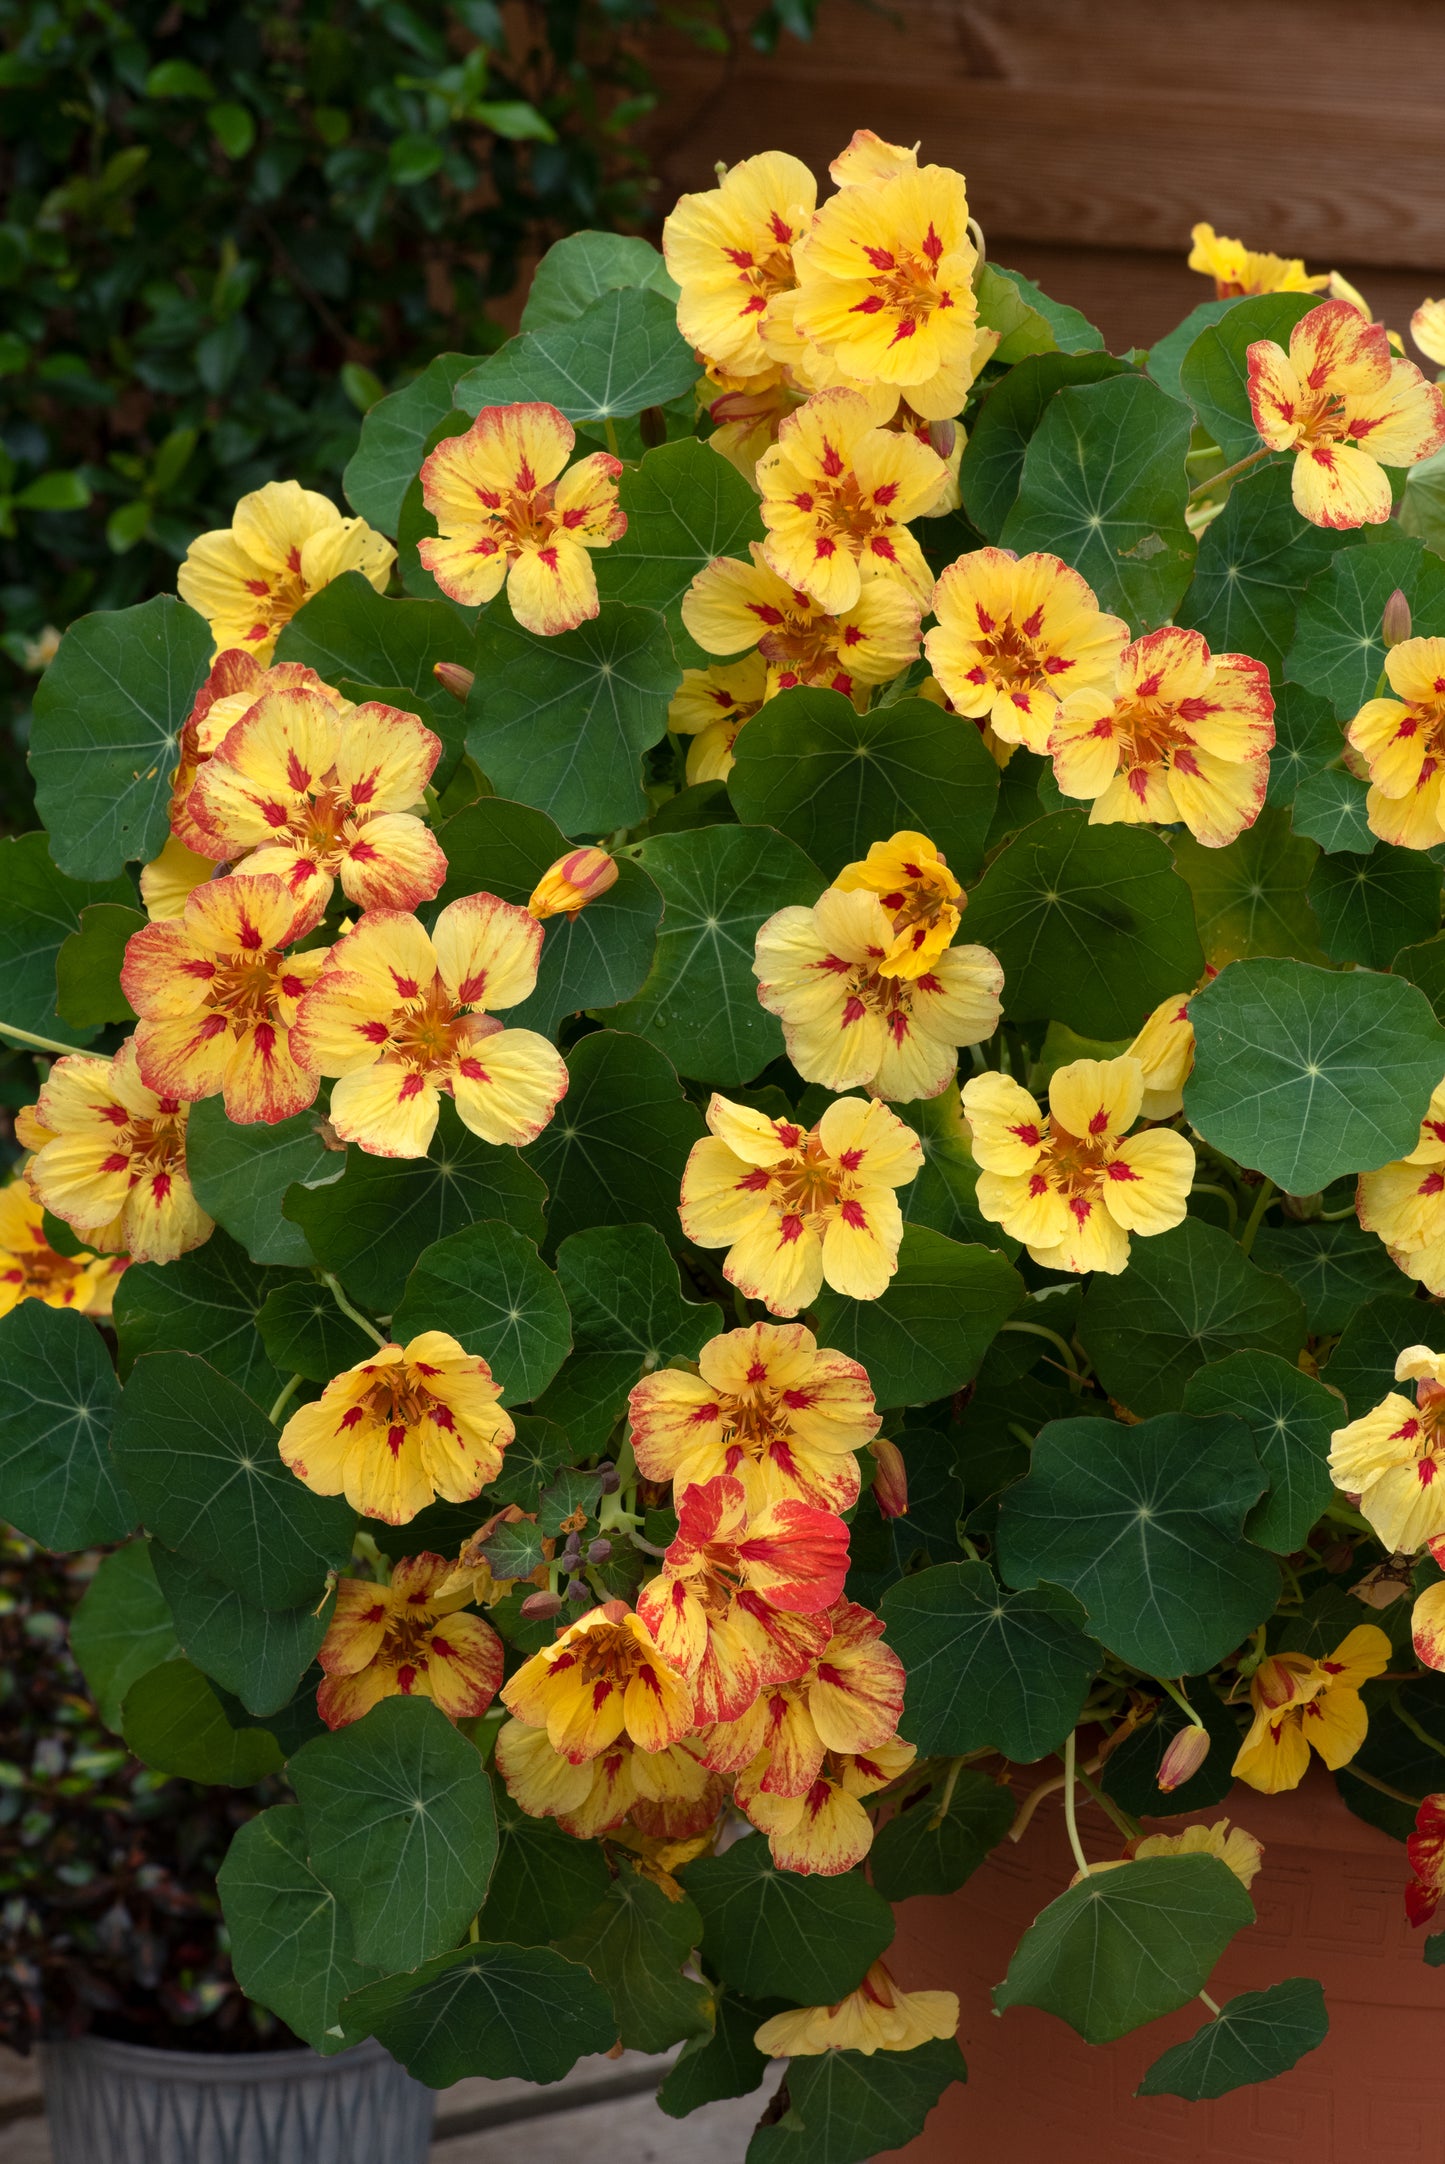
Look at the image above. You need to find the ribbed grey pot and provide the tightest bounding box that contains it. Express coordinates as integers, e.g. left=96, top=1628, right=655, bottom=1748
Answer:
left=39, top=2034, right=435, bottom=2164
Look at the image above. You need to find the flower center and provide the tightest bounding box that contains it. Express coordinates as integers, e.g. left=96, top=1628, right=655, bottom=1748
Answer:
left=573, top=1621, right=648, bottom=1687
left=122, top=1107, right=189, bottom=1180
left=8, top=1237, right=89, bottom=1302
left=205, top=949, right=291, bottom=1026
left=1294, top=386, right=1351, bottom=448
left=361, top=1366, right=445, bottom=1434
left=973, top=615, right=1049, bottom=690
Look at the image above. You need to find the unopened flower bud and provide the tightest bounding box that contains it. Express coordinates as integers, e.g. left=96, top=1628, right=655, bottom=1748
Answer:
left=567, top=1576, right=594, bottom=1603
left=927, top=418, right=957, bottom=462
left=870, top=1436, right=908, bottom=1519
left=1383, top=588, right=1413, bottom=648
left=527, top=847, right=619, bottom=921
left=1156, top=1721, right=1211, bottom=1793
left=519, top=1588, right=563, bottom=1620
left=433, top=661, right=476, bottom=703
left=587, top=1537, right=612, bottom=1565
left=596, top=1460, right=620, bottom=1494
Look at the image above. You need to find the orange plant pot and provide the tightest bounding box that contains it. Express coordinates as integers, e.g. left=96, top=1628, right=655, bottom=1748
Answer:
left=882, top=1766, right=1445, bottom=2161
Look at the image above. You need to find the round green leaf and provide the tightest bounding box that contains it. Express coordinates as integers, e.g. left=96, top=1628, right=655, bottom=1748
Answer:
left=256, top=1280, right=374, bottom=1383
left=997, top=1411, right=1278, bottom=1674
left=343, top=354, right=483, bottom=535
left=612, top=824, right=822, bottom=1083
left=1251, top=1218, right=1403, bottom=1334
left=1077, top=1216, right=1306, bottom=1415
left=1291, top=767, right=1373, bottom=856
left=344, top=1942, right=614, bottom=2088
left=963, top=811, right=1205, bottom=1039
left=0, top=1300, right=132, bottom=1548
left=112, top=1352, right=354, bottom=1609
left=273, top=573, right=471, bottom=784
left=1173, top=805, right=1323, bottom=965
left=999, top=372, right=1196, bottom=630
left=993, top=1855, right=1254, bottom=2043
left=465, top=603, right=679, bottom=835
left=556, top=1870, right=710, bottom=2053
left=725, top=688, right=1000, bottom=883
left=536, top=1222, right=721, bottom=1450
left=1137, top=1977, right=1328, bottom=2101
left=1181, top=1350, right=1339, bottom=1553
left=521, top=231, right=678, bottom=334
left=0, top=833, right=135, bottom=1046
left=869, top=1766, right=1014, bottom=1901
left=69, top=1540, right=179, bottom=1732
left=682, top=1835, right=892, bottom=2003
left=150, top=1543, right=332, bottom=1718
left=1178, top=293, right=1323, bottom=463
left=657, top=1992, right=772, bottom=2122
left=959, top=350, right=1128, bottom=541
left=1286, top=535, right=1445, bottom=719
left=1266, top=682, right=1344, bottom=811
left=1394, top=930, right=1445, bottom=1023
left=1185, top=957, right=1445, bottom=1192
left=113, top=1228, right=288, bottom=1407
left=186, top=1096, right=341, bottom=1268
left=1174, top=461, right=1349, bottom=678
left=811, top=1226, right=1024, bottom=1408
left=478, top=1795, right=612, bottom=1946
left=747, top=2039, right=966, bottom=2164
left=55, top=901, right=144, bottom=1029
left=121, top=1657, right=282, bottom=1784
left=525, top=1030, right=705, bottom=1254
left=1323, top=1292, right=1445, bottom=1419
left=289, top=1695, right=497, bottom=1974
left=391, top=1219, right=571, bottom=1405
left=218, top=1805, right=379, bottom=2055
left=1308, top=842, right=1440, bottom=969
left=29, top=594, right=212, bottom=877
left=593, top=437, right=764, bottom=656
left=455, top=287, right=698, bottom=425
left=880, top=1560, right=1098, bottom=1763
left=896, top=1087, right=1014, bottom=1250
left=1145, top=298, right=1240, bottom=402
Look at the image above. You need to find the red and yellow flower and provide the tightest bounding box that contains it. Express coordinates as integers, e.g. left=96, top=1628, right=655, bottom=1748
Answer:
left=678, top=1092, right=922, bottom=1316
left=291, top=898, right=568, bottom=1158
left=698, top=1600, right=906, bottom=1795
left=177, top=480, right=394, bottom=661
left=187, top=688, right=446, bottom=917
left=1357, top=1080, right=1445, bottom=1294
left=1049, top=627, right=1274, bottom=847
left=680, top=542, right=922, bottom=705
left=756, top=389, right=946, bottom=614
left=1127, top=980, right=1209, bottom=1121
left=18, top=1041, right=212, bottom=1265
left=754, top=1960, right=959, bottom=2058
left=923, top=548, right=1129, bottom=755
left=122, top=873, right=326, bottom=1126
left=1346, top=635, right=1445, bottom=849
left=1246, top=299, right=1445, bottom=528
left=500, top=1599, right=695, bottom=1763
left=830, top=831, right=961, bottom=978
left=315, top=1552, right=504, bottom=1729
left=754, top=881, right=1002, bottom=1103
left=526, top=847, right=619, bottom=921
left=962, top=1056, right=1195, bottom=1275
left=0, top=1179, right=118, bottom=1319
left=662, top=151, right=817, bottom=380
left=164, top=651, right=352, bottom=861
left=495, top=1718, right=723, bottom=1840
left=668, top=653, right=769, bottom=782
left=629, top=1318, right=880, bottom=1517
left=1232, top=1625, right=1390, bottom=1794
left=1411, top=300, right=1445, bottom=368
left=635, top=1473, right=850, bottom=1724
left=1405, top=1794, right=1445, bottom=1926
left=1328, top=1347, right=1445, bottom=1553
left=417, top=403, right=625, bottom=634
left=278, top=1330, right=513, bottom=1525
left=1187, top=224, right=1328, bottom=300
left=737, top=1734, right=915, bottom=1874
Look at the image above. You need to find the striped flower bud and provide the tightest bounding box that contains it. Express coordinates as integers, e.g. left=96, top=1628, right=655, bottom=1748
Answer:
left=527, top=847, right=619, bottom=921
left=1382, top=588, right=1413, bottom=649
left=1156, top=1721, right=1211, bottom=1793
left=870, top=1437, right=909, bottom=1519
left=433, top=661, right=476, bottom=703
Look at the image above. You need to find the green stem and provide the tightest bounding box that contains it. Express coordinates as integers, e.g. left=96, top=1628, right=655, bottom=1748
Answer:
left=1154, top=1673, right=1206, bottom=1731
left=268, top=1372, right=304, bottom=1426
left=999, top=1320, right=1079, bottom=1373
left=321, top=1272, right=389, bottom=1349
left=1073, top=1763, right=1141, bottom=1843
left=1389, top=1687, right=1445, bottom=1767
left=1186, top=443, right=1273, bottom=502
left=1062, top=1730, right=1089, bottom=1877
left=1317, top=1200, right=1359, bottom=1222
left=602, top=416, right=621, bottom=458
left=1190, top=1182, right=1239, bottom=1234
left=927, top=1757, right=965, bottom=1831
left=1338, top=1762, right=1425, bottom=1810
left=0, top=1019, right=101, bottom=1059
left=1236, top=1177, right=1276, bottom=1258
left=1198, top=1989, right=1221, bottom=2019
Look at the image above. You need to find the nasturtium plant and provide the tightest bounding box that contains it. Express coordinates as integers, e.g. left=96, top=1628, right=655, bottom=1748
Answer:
left=11, top=128, right=1445, bottom=2145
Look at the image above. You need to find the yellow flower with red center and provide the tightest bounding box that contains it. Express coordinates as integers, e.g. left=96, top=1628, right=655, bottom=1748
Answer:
left=18, top=1041, right=212, bottom=1266
left=1412, top=300, right=1445, bottom=368
left=678, top=1092, right=922, bottom=1317
left=122, top=873, right=327, bottom=1127
left=164, top=651, right=353, bottom=861
left=186, top=688, right=446, bottom=918
left=1187, top=224, right=1328, bottom=300
left=291, top=897, right=568, bottom=1159
left=1246, top=299, right=1445, bottom=528
left=1357, top=1080, right=1445, bottom=1293
left=495, top=1719, right=723, bottom=1840
left=830, top=830, right=961, bottom=978
left=791, top=160, right=996, bottom=421
left=278, top=1329, right=513, bottom=1524
left=0, top=1180, right=117, bottom=1320
left=668, top=653, right=769, bottom=783
left=662, top=151, right=817, bottom=380
left=1328, top=1347, right=1445, bottom=1553
left=698, top=1600, right=905, bottom=1798
left=1232, top=1625, right=1390, bottom=1794
left=923, top=548, right=1129, bottom=756
left=680, top=542, right=922, bottom=706
left=178, top=480, right=395, bottom=661
left=500, top=1599, right=695, bottom=1763
left=628, top=1318, right=880, bottom=1518
left=1049, top=626, right=1274, bottom=847
left=737, top=1734, right=915, bottom=1875
left=754, top=884, right=1003, bottom=1103
left=1346, top=635, right=1445, bottom=848
left=962, top=1056, right=1195, bottom=1275
left=1127, top=976, right=1213, bottom=1121
left=417, top=403, right=625, bottom=634
left=754, top=1959, right=959, bottom=2058
left=756, top=389, right=946, bottom=614
left=526, top=847, right=619, bottom=921
left=315, top=1552, right=504, bottom=1729
left=635, top=1473, right=850, bottom=1725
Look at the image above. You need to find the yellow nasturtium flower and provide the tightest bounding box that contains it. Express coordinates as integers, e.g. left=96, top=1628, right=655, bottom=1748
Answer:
left=1329, top=1347, right=1445, bottom=1554
left=756, top=388, right=945, bottom=614
left=1127, top=973, right=1213, bottom=1120
left=1187, top=222, right=1328, bottom=300
left=1411, top=299, right=1445, bottom=368
left=1232, top=1626, right=1390, bottom=1794
left=754, top=1961, right=959, bottom=2059
left=668, top=654, right=769, bottom=782
left=1346, top=636, right=1445, bottom=849
left=662, top=151, right=817, bottom=381
left=315, top=1552, right=504, bottom=1730
left=923, top=547, right=1129, bottom=756
left=0, top=1180, right=117, bottom=1320
left=1357, top=1079, right=1445, bottom=1293
left=962, top=1055, right=1195, bottom=1276
left=178, top=480, right=394, bottom=662
left=500, top=1600, right=695, bottom=1762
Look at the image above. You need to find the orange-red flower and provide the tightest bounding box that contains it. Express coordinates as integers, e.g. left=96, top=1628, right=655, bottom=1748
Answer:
left=500, top=1600, right=695, bottom=1763
left=1406, top=1793, right=1445, bottom=1927
left=315, top=1552, right=504, bottom=1729
left=122, top=873, right=326, bottom=1126
left=187, top=687, right=446, bottom=916
left=636, top=1473, right=849, bottom=1724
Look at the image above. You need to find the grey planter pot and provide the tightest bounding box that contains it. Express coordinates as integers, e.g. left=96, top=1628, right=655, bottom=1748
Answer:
left=39, top=2034, right=435, bottom=2164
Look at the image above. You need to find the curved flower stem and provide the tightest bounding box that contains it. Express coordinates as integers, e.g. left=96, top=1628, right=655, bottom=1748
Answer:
left=1074, top=1763, right=1140, bottom=1842
left=1186, top=443, right=1274, bottom=503
left=268, top=1372, right=305, bottom=1426
left=0, top=1019, right=100, bottom=1059
left=1154, top=1672, right=1206, bottom=1731
left=1236, top=1177, right=1276, bottom=1257
left=1317, top=1200, right=1359, bottom=1221
left=1190, top=1182, right=1239, bottom=1234
left=321, top=1272, right=389, bottom=1349
left=1062, top=1731, right=1090, bottom=1876
left=928, top=1756, right=966, bottom=1831
left=603, top=417, right=621, bottom=458
left=1338, top=1762, right=1425, bottom=1809
left=999, top=1320, right=1080, bottom=1375
left=1389, top=1686, right=1445, bottom=1766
